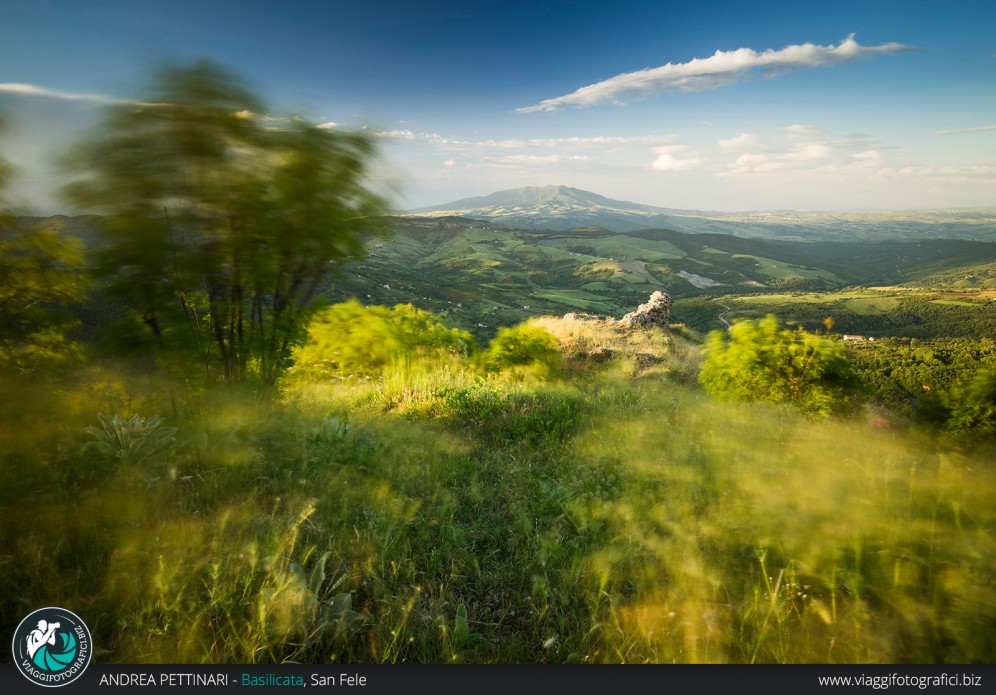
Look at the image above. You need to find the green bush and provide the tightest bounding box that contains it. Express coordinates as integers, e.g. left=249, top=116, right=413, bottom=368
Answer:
left=932, top=367, right=996, bottom=438
left=289, top=301, right=475, bottom=379
left=477, top=324, right=562, bottom=380
left=699, top=315, right=859, bottom=415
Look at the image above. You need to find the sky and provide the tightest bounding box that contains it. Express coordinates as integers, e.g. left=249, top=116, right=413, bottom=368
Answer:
left=1, top=0, right=995, bottom=212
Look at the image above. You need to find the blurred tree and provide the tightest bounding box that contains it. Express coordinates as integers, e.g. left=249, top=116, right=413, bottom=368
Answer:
left=0, top=115, right=90, bottom=373
left=699, top=315, right=859, bottom=415
left=289, top=301, right=475, bottom=379
left=926, top=367, right=996, bottom=438
left=63, top=61, right=387, bottom=385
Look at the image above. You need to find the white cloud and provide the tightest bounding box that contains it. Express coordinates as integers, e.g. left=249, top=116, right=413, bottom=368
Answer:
left=936, top=124, right=996, bottom=136
left=472, top=154, right=591, bottom=169
left=375, top=129, right=416, bottom=140
left=383, top=128, right=688, bottom=182
left=852, top=150, right=881, bottom=163
left=0, top=82, right=123, bottom=104
left=388, top=131, right=676, bottom=150
left=717, top=132, right=758, bottom=152
left=717, top=126, right=884, bottom=177
left=783, top=123, right=831, bottom=137
left=651, top=153, right=702, bottom=172
left=0, top=82, right=174, bottom=108
left=502, top=154, right=588, bottom=164
left=650, top=145, right=703, bottom=172
left=317, top=121, right=338, bottom=129
left=517, top=35, right=913, bottom=113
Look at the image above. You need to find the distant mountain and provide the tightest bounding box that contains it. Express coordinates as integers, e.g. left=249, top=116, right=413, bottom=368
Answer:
left=407, top=185, right=686, bottom=232
left=406, top=186, right=996, bottom=241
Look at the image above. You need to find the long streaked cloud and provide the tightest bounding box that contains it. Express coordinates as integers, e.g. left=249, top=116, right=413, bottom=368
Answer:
left=517, top=35, right=913, bottom=113
left=0, top=83, right=315, bottom=119
left=936, top=124, right=996, bottom=136
left=377, top=127, right=679, bottom=180
left=0, top=82, right=126, bottom=104
left=374, top=130, right=677, bottom=150
left=471, top=153, right=591, bottom=169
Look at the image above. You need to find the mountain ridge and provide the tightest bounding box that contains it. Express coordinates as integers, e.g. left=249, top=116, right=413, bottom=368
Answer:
left=409, top=184, right=683, bottom=215
left=405, top=185, right=996, bottom=240
left=406, top=185, right=684, bottom=232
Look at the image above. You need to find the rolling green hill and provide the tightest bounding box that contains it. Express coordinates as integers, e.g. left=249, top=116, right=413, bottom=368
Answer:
left=10, top=213, right=996, bottom=342
left=326, top=217, right=996, bottom=340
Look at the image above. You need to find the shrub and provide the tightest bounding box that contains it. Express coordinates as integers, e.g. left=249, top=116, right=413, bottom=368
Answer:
left=934, top=367, right=996, bottom=438
left=477, top=324, right=562, bottom=380
left=699, top=315, right=859, bottom=415
left=289, top=301, right=475, bottom=379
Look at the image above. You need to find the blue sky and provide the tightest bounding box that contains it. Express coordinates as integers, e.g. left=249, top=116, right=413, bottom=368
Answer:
left=1, top=0, right=994, bottom=212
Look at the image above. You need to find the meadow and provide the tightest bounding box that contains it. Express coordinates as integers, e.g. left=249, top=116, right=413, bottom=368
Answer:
left=2, top=318, right=993, bottom=664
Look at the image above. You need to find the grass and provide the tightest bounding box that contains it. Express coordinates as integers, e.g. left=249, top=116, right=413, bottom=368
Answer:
left=1, top=331, right=993, bottom=664
left=730, top=254, right=842, bottom=282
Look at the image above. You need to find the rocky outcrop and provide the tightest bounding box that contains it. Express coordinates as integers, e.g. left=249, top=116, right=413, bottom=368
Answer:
left=616, top=291, right=672, bottom=329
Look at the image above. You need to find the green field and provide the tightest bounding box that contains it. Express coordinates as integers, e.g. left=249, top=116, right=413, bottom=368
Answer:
left=672, top=287, right=996, bottom=338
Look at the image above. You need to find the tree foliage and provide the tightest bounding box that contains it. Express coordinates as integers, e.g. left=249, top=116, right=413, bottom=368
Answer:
left=699, top=315, right=859, bottom=415
left=1, top=115, right=90, bottom=373
left=943, top=368, right=996, bottom=437
left=915, top=367, right=996, bottom=439
left=847, top=337, right=996, bottom=419
left=289, top=301, right=475, bottom=379
left=0, top=224, right=90, bottom=373
left=63, top=61, right=387, bottom=385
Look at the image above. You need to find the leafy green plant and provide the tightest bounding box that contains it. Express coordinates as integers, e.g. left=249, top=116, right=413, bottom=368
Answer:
left=83, top=413, right=179, bottom=466
left=478, top=323, right=562, bottom=380
left=699, top=315, right=859, bottom=415
left=259, top=550, right=366, bottom=644
left=441, top=604, right=485, bottom=661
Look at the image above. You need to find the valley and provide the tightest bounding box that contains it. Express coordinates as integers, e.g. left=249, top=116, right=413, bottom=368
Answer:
left=327, top=216, right=996, bottom=340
